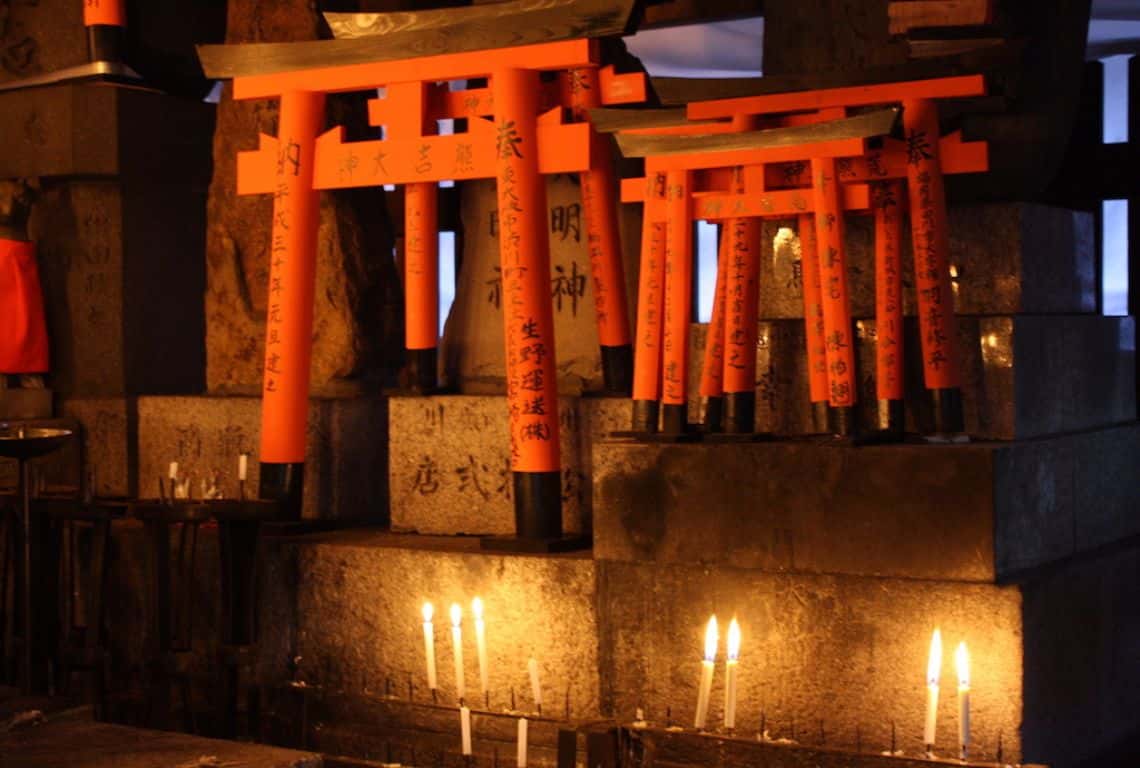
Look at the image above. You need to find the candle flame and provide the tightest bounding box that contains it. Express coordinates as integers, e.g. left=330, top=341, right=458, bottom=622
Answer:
left=927, top=628, right=943, bottom=686
left=703, top=615, right=719, bottom=662
left=423, top=602, right=434, bottom=623
left=955, top=641, right=969, bottom=688
left=450, top=602, right=462, bottom=627
left=472, top=596, right=484, bottom=621
left=726, top=617, right=741, bottom=661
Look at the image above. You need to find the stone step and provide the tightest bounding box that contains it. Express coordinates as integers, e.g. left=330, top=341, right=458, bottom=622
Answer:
left=757, top=203, right=1094, bottom=318
left=591, top=424, right=1140, bottom=581
left=688, top=315, right=1135, bottom=440
left=135, top=395, right=386, bottom=521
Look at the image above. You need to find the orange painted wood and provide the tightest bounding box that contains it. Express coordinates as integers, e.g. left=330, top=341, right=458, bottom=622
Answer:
left=632, top=173, right=668, bottom=403
left=84, top=0, right=125, bottom=26
left=721, top=168, right=762, bottom=397
left=811, top=157, right=858, bottom=408
left=0, top=239, right=49, bottom=373
left=661, top=169, right=693, bottom=407
left=798, top=214, right=829, bottom=405
left=564, top=66, right=631, bottom=347
left=888, top=0, right=994, bottom=35
left=903, top=98, right=961, bottom=389
left=698, top=228, right=728, bottom=399
left=693, top=183, right=871, bottom=220
left=405, top=182, right=439, bottom=350
left=232, top=39, right=596, bottom=100
left=687, top=75, right=986, bottom=120
left=493, top=67, right=561, bottom=473
left=873, top=181, right=905, bottom=400
left=643, top=137, right=866, bottom=173
left=260, top=90, right=325, bottom=464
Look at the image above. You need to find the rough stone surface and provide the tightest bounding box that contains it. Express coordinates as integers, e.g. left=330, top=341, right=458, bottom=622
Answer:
left=756, top=204, right=1095, bottom=319
left=59, top=396, right=136, bottom=498
left=288, top=531, right=601, bottom=717
left=0, top=0, right=85, bottom=87
left=0, top=387, right=52, bottom=419
left=441, top=176, right=641, bottom=393
left=593, top=423, right=1140, bottom=581
left=688, top=315, right=1135, bottom=440
left=389, top=395, right=627, bottom=536
left=137, top=395, right=387, bottom=521
left=205, top=0, right=400, bottom=396
left=596, top=560, right=1025, bottom=760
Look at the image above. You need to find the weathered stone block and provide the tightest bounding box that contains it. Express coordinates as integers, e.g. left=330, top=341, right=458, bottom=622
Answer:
left=689, top=314, right=1135, bottom=440
left=592, top=424, right=1140, bottom=581
left=137, top=395, right=387, bottom=521
left=0, top=387, right=52, bottom=419
left=758, top=203, right=1095, bottom=319
left=59, top=396, right=135, bottom=498
left=389, top=394, right=627, bottom=536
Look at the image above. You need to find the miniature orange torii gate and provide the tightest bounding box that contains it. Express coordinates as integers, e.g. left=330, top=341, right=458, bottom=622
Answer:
left=222, top=38, right=639, bottom=536
left=620, top=75, right=988, bottom=438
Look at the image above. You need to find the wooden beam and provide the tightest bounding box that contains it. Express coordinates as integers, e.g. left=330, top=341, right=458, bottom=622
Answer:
left=639, top=0, right=763, bottom=29
left=887, top=0, right=994, bottom=36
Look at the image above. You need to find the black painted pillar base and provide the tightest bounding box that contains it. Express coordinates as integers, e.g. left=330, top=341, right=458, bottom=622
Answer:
left=601, top=344, right=633, bottom=396
left=661, top=403, right=688, bottom=436
left=631, top=400, right=659, bottom=433
left=481, top=471, right=588, bottom=553
left=723, top=392, right=755, bottom=434
left=878, top=398, right=906, bottom=436
left=258, top=462, right=303, bottom=521
left=407, top=347, right=438, bottom=393
left=87, top=25, right=124, bottom=63
left=218, top=519, right=261, bottom=738
left=930, top=387, right=965, bottom=435
left=810, top=401, right=831, bottom=434
left=828, top=405, right=858, bottom=438
left=701, top=396, right=724, bottom=433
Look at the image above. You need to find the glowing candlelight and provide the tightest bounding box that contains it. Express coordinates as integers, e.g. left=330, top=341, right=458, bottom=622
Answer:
left=956, top=641, right=970, bottom=761
left=723, top=617, right=740, bottom=730
left=473, top=597, right=489, bottom=700
left=422, top=602, right=438, bottom=691
left=238, top=453, right=248, bottom=481
left=451, top=603, right=466, bottom=703
left=528, top=657, right=542, bottom=714
left=694, top=615, right=718, bottom=730
left=516, top=717, right=528, bottom=768
left=924, top=628, right=942, bottom=755
left=169, top=461, right=178, bottom=481
left=460, top=705, right=472, bottom=755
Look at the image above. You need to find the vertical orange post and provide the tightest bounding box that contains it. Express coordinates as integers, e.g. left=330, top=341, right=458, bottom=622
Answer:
left=83, top=0, right=126, bottom=62
left=873, top=180, right=905, bottom=435
left=491, top=68, right=563, bottom=541
left=404, top=182, right=439, bottom=390
left=630, top=174, right=667, bottom=432
left=721, top=168, right=763, bottom=434
left=811, top=156, right=858, bottom=436
left=903, top=98, right=963, bottom=434
left=698, top=228, right=729, bottom=432
left=661, top=169, right=693, bottom=435
left=259, top=90, right=325, bottom=516
left=798, top=213, right=830, bottom=432
left=563, top=67, right=634, bottom=394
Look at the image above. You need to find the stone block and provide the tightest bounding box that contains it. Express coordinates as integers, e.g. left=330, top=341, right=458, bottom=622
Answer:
left=0, top=0, right=86, bottom=90
left=286, top=531, right=601, bottom=717
left=58, top=396, right=135, bottom=498
left=137, top=395, right=387, bottom=521
left=592, top=423, right=1140, bottom=581
left=0, top=387, right=52, bottom=420
left=757, top=203, right=1095, bottom=319
left=688, top=314, right=1135, bottom=440
left=441, top=176, right=641, bottom=394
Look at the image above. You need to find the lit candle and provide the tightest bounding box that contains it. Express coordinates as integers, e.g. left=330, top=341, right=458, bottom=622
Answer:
left=473, top=597, right=489, bottom=700
left=451, top=603, right=466, bottom=703
left=528, top=657, right=542, bottom=714
left=956, top=641, right=970, bottom=762
left=238, top=452, right=248, bottom=481
left=924, top=628, right=943, bottom=755
left=423, top=602, right=438, bottom=691
left=723, top=617, right=740, bottom=730
left=516, top=717, right=528, bottom=768
left=460, top=705, right=472, bottom=756
left=694, top=615, right=718, bottom=730
left=169, top=461, right=178, bottom=482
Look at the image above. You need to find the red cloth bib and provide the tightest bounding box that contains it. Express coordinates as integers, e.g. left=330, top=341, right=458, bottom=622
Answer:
left=0, top=238, right=49, bottom=373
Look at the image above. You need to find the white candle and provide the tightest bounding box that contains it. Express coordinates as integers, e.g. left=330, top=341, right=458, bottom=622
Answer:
left=451, top=603, right=466, bottom=703
left=924, top=628, right=943, bottom=754
left=460, top=705, right=472, bottom=756
left=694, top=615, right=718, bottom=730
left=527, top=657, right=542, bottom=713
left=238, top=453, right=248, bottom=481
left=516, top=717, right=528, bottom=768
left=723, top=617, right=740, bottom=730
left=169, top=461, right=179, bottom=481
left=473, top=597, right=489, bottom=699
left=956, top=641, right=970, bottom=761
left=423, top=602, right=438, bottom=691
